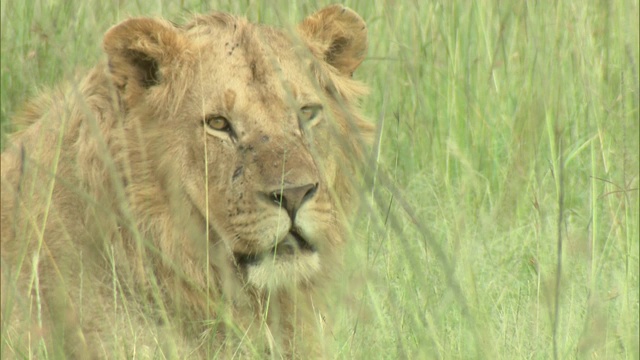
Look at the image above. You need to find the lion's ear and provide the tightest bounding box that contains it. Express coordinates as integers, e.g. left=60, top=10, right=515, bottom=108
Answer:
left=298, top=5, right=367, bottom=76
left=103, top=18, right=187, bottom=108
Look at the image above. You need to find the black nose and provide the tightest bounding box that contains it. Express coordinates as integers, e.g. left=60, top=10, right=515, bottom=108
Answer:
left=267, top=183, right=318, bottom=221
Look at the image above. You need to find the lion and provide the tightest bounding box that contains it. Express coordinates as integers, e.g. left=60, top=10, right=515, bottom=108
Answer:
left=0, top=4, right=373, bottom=359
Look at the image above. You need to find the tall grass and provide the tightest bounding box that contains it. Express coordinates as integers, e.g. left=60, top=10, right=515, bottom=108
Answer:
left=1, top=0, right=638, bottom=359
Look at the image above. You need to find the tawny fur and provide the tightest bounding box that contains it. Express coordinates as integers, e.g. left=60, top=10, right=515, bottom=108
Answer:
left=1, top=5, right=372, bottom=359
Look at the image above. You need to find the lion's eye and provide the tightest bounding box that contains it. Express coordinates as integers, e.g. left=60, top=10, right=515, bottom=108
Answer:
left=204, top=115, right=231, bottom=132
left=299, top=105, right=323, bottom=124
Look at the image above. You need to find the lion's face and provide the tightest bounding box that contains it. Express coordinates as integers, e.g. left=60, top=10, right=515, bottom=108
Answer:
left=103, top=6, right=371, bottom=290
left=181, top=28, right=338, bottom=290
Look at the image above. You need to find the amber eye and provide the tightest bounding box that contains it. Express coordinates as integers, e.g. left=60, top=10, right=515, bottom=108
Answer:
left=204, top=115, right=231, bottom=132
left=299, top=104, right=323, bottom=123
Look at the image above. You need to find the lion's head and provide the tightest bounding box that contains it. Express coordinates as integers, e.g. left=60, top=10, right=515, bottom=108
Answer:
left=102, top=5, right=373, bottom=291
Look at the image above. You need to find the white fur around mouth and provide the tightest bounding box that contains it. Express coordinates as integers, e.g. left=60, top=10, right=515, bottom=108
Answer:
left=235, top=231, right=321, bottom=290
left=234, top=231, right=316, bottom=267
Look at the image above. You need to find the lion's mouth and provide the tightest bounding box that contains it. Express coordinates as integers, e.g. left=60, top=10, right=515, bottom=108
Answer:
left=234, top=230, right=316, bottom=267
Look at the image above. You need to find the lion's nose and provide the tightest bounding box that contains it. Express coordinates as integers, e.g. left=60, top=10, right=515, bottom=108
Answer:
left=267, top=183, right=318, bottom=221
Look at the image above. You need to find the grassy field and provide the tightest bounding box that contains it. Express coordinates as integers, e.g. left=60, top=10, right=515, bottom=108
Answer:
left=1, top=0, right=638, bottom=359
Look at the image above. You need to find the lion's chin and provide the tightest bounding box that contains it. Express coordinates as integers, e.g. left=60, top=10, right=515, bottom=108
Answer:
left=236, top=231, right=321, bottom=290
